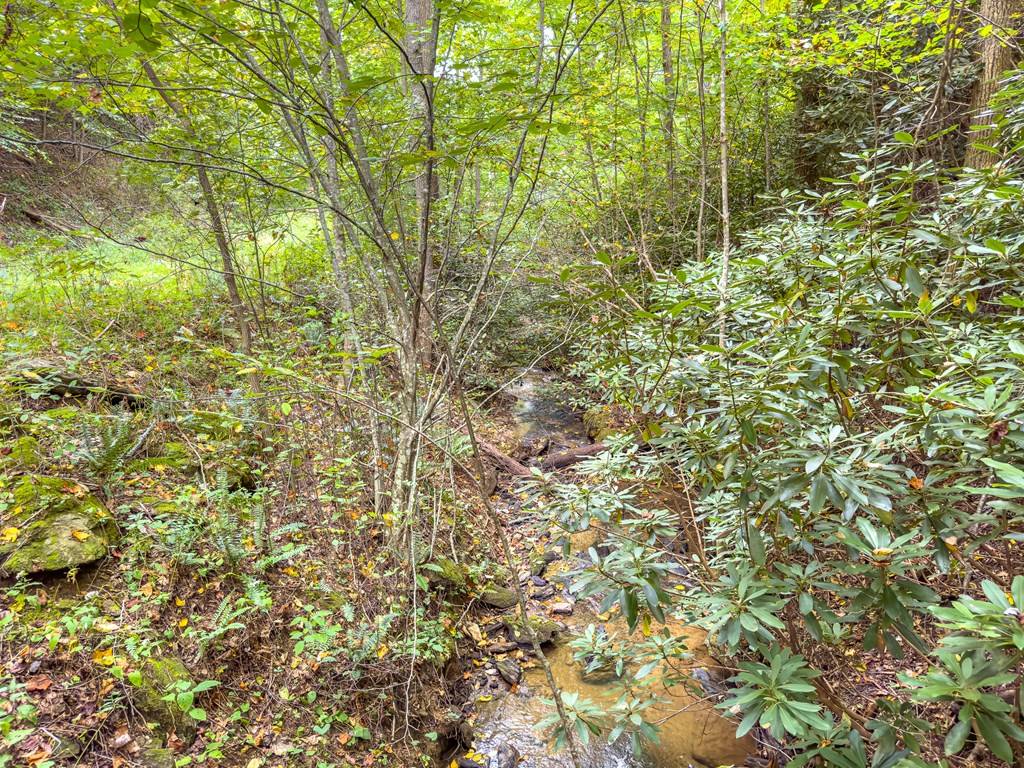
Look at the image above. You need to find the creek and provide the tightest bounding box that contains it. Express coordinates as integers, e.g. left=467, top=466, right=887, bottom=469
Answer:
left=470, top=372, right=754, bottom=768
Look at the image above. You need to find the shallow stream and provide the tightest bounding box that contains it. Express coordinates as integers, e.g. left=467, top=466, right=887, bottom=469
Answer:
left=473, top=372, right=753, bottom=768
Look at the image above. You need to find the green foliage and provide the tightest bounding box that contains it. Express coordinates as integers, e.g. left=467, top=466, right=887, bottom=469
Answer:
left=721, top=647, right=830, bottom=739
left=555, top=76, right=1024, bottom=763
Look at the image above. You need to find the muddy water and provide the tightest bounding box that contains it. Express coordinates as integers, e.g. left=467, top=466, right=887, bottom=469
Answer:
left=474, top=372, right=754, bottom=768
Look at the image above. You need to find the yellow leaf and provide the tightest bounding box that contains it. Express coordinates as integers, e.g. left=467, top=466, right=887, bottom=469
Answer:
left=966, top=291, right=977, bottom=313
left=1, top=526, right=18, bottom=543
left=175, top=597, right=185, bottom=607
left=282, top=566, right=299, bottom=577
left=140, top=583, right=154, bottom=597
left=178, top=618, right=189, bottom=628
left=376, top=644, right=389, bottom=658
left=71, top=530, right=90, bottom=541
left=93, top=648, right=114, bottom=666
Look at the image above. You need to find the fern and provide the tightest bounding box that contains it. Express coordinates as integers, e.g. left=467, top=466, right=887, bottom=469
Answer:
left=76, top=417, right=149, bottom=479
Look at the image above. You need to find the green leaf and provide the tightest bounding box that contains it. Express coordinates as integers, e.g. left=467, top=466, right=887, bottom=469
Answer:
left=944, top=719, right=970, bottom=755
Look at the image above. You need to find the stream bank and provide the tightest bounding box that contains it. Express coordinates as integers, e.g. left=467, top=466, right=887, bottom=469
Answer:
left=454, top=372, right=754, bottom=768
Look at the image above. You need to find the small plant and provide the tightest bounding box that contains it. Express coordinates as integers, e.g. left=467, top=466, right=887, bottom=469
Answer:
left=160, top=679, right=221, bottom=723
left=904, top=650, right=1024, bottom=763
left=75, top=416, right=150, bottom=480
left=719, top=646, right=831, bottom=740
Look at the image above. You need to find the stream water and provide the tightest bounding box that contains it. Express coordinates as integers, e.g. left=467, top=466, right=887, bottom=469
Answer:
left=471, top=372, right=754, bottom=768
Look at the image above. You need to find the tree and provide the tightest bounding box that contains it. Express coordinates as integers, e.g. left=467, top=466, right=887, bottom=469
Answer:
left=964, top=0, right=1022, bottom=167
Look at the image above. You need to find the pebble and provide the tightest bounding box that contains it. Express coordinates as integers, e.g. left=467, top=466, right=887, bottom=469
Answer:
left=549, top=602, right=574, bottom=615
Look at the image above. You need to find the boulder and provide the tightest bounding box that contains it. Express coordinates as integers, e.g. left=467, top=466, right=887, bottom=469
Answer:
left=425, top=556, right=469, bottom=590
left=131, top=656, right=198, bottom=745
left=0, top=475, right=116, bottom=575
left=494, top=659, right=521, bottom=686
left=505, top=616, right=563, bottom=646
left=479, top=585, right=518, bottom=610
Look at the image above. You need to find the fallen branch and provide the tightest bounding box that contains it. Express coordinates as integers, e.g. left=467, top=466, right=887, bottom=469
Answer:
left=10, top=359, right=144, bottom=407
left=478, top=439, right=532, bottom=476
left=22, top=207, right=77, bottom=236
left=540, top=442, right=607, bottom=470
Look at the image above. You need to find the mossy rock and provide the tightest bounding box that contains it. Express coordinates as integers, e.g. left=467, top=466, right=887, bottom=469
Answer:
left=479, top=584, right=517, bottom=610
left=504, top=616, right=563, bottom=645
left=0, top=475, right=116, bottom=576
left=425, top=556, right=469, bottom=590
left=132, top=656, right=198, bottom=744
left=583, top=405, right=623, bottom=441
left=138, top=740, right=175, bottom=768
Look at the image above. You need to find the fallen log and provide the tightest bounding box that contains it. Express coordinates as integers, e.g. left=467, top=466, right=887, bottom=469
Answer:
left=540, top=442, right=608, bottom=470
left=478, top=439, right=532, bottom=477
left=9, top=358, right=144, bottom=407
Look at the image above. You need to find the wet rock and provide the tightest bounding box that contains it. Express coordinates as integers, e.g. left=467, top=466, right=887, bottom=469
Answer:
left=495, top=659, right=521, bottom=686
left=529, top=575, right=546, bottom=587
left=549, top=602, right=574, bottom=616
left=0, top=475, right=116, bottom=576
left=494, top=743, right=521, bottom=768
left=485, top=641, right=518, bottom=654
left=530, top=584, right=555, bottom=600
left=131, top=656, right=198, bottom=745
left=505, top=616, right=563, bottom=646
left=528, top=549, right=560, bottom=577
left=456, top=757, right=485, bottom=768
left=479, top=585, right=518, bottom=609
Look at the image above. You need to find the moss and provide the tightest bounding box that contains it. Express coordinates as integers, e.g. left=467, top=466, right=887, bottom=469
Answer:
left=9, top=436, right=41, bottom=468
left=426, top=556, right=469, bottom=590
left=0, top=475, right=116, bottom=576
left=132, top=656, right=197, bottom=744
left=504, top=616, right=563, bottom=645
left=479, top=584, right=517, bottom=609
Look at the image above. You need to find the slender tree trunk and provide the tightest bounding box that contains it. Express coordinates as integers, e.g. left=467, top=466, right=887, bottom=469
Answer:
left=695, top=0, right=709, bottom=263
left=964, top=0, right=1021, bottom=167
left=136, top=60, right=252, bottom=353
left=405, top=0, right=439, bottom=367
left=660, top=0, right=676, bottom=208
left=717, top=0, right=730, bottom=348
left=760, top=0, right=771, bottom=190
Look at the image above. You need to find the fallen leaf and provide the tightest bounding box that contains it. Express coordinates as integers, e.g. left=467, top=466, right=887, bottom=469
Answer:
left=92, top=648, right=114, bottom=666
left=71, top=530, right=90, bottom=541
left=1, top=526, right=18, bottom=543
left=25, top=675, right=52, bottom=692
left=178, top=618, right=188, bottom=628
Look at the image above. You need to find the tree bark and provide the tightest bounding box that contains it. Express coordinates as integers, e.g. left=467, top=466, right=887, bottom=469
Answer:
left=964, top=0, right=1022, bottom=167
left=405, top=0, right=439, bottom=367
left=133, top=58, right=252, bottom=353
left=660, top=0, right=677, bottom=207
left=695, top=0, right=709, bottom=263
left=717, top=0, right=731, bottom=349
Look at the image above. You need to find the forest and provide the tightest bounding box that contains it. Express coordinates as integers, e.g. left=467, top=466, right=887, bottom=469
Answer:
left=1, top=0, right=1023, bottom=767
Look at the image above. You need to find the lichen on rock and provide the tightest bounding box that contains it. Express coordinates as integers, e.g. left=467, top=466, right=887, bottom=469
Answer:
left=0, top=475, right=116, bottom=575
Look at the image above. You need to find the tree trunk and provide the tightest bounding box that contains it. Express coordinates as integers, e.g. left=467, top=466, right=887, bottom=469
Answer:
left=964, top=0, right=1022, bottom=167
left=717, top=0, right=730, bottom=349
left=695, top=0, right=709, bottom=263
left=660, top=0, right=676, bottom=207
left=136, top=60, right=252, bottom=353
left=405, top=0, right=439, bottom=367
